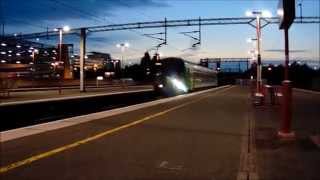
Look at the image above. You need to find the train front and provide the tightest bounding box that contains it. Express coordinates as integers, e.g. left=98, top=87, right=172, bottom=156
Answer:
left=153, top=57, right=189, bottom=96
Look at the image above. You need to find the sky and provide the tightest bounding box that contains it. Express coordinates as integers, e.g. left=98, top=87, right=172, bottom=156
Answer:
left=0, top=0, right=319, bottom=64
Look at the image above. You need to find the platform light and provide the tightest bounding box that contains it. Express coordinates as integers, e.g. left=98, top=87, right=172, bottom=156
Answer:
left=246, top=10, right=253, bottom=17
left=277, top=9, right=284, bottom=17
left=158, top=84, right=164, bottom=88
left=16, top=53, right=21, bottom=56
left=1, top=60, right=6, bottom=63
left=1, top=51, right=6, bottom=55
left=63, top=26, right=70, bottom=32
left=16, top=61, right=21, bottom=64
left=8, top=50, right=12, bottom=53
left=1, top=42, right=7, bottom=46
left=262, top=10, right=272, bottom=18
left=8, top=54, right=12, bottom=57
left=16, top=44, right=21, bottom=48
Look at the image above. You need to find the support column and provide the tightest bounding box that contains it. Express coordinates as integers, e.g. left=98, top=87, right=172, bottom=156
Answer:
left=80, top=28, right=86, bottom=92
left=278, top=28, right=295, bottom=138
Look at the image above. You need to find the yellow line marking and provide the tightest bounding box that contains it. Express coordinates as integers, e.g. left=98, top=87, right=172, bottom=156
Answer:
left=0, top=86, right=233, bottom=174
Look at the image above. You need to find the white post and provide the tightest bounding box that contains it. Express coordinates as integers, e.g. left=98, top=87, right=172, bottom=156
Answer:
left=256, top=16, right=262, bottom=93
left=80, top=28, right=86, bottom=92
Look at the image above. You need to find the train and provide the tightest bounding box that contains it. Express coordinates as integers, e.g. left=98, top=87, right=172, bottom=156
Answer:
left=153, top=57, right=218, bottom=95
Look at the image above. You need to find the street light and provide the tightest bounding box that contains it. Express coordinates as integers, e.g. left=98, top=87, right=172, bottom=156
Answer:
left=245, top=10, right=272, bottom=94
left=54, top=26, right=70, bottom=64
left=116, top=42, right=130, bottom=67
left=54, top=26, right=70, bottom=81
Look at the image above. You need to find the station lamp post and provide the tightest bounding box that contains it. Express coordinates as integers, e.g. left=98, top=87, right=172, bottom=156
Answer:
left=116, top=42, right=130, bottom=68
left=246, top=10, right=272, bottom=94
left=54, top=26, right=70, bottom=63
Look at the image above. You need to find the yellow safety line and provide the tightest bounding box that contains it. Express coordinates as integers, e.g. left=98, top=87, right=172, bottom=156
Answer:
left=0, top=86, right=233, bottom=174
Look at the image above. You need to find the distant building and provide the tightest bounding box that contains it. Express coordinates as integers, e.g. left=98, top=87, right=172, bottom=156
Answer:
left=72, top=52, right=121, bottom=78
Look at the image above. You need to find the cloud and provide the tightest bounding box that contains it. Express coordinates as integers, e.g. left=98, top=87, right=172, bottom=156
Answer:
left=2, top=0, right=168, bottom=25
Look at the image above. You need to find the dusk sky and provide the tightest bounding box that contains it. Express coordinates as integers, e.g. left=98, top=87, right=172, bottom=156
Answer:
left=1, top=0, right=319, bottom=64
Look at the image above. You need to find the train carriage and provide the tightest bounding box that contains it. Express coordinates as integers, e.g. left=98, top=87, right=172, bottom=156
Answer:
left=153, top=57, right=218, bottom=95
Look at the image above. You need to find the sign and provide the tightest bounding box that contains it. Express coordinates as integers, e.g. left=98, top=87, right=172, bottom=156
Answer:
left=278, top=0, right=295, bottom=29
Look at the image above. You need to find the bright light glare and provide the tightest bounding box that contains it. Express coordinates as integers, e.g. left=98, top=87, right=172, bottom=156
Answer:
left=262, top=10, right=272, bottom=18
left=170, top=78, right=188, bottom=92
left=124, top=42, right=130, bottom=47
left=277, top=9, right=284, bottom=17
left=246, top=38, right=252, bottom=43
left=245, top=10, right=253, bottom=17
left=97, top=76, right=104, bottom=80
left=63, top=26, right=70, bottom=32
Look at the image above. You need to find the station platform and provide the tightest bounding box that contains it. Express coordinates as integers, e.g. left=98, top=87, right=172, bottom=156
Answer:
left=0, top=84, right=153, bottom=105
left=0, top=86, right=319, bottom=180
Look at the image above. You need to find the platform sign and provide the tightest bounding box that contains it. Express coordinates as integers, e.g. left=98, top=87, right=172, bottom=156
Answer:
left=278, top=0, right=295, bottom=29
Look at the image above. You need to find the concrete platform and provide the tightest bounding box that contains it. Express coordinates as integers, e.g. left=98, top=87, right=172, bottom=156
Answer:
left=1, top=86, right=319, bottom=180
left=0, top=86, right=251, bottom=180
left=0, top=85, right=153, bottom=105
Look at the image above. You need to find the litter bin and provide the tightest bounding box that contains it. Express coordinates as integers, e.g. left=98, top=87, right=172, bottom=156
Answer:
left=264, top=85, right=276, bottom=105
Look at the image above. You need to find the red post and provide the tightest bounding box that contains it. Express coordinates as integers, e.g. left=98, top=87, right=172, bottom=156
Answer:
left=279, top=81, right=292, bottom=132
left=278, top=28, right=295, bottom=138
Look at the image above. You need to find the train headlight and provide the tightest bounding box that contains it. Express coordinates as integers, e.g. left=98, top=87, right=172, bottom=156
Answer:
left=170, top=78, right=188, bottom=92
